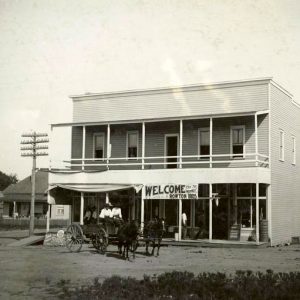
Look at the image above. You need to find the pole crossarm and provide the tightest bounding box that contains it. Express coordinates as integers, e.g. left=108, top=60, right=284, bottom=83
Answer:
left=22, top=133, right=48, bottom=137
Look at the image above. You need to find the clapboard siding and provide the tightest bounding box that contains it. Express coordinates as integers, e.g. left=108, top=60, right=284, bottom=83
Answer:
left=71, top=127, right=83, bottom=159
left=257, top=114, right=269, bottom=157
left=72, top=83, right=269, bottom=123
left=270, top=84, right=300, bottom=245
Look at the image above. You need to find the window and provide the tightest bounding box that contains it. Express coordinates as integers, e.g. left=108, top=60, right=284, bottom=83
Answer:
left=198, top=128, right=210, bottom=159
left=94, top=133, right=105, bottom=159
left=279, top=130, right=284, bottom=161
left=56, top=205, right=64, bottom=216
left=231, top=126, right=245, bottom=158
left=127, top=131, right=138, bottom=159
left=292, top=136, right=296, bottom=165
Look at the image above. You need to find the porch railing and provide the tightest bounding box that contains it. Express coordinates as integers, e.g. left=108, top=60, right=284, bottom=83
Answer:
left=60, top=153, right=269, bottom=170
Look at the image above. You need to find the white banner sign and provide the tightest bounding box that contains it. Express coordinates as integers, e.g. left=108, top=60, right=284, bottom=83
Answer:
left=144, top=184, right=198, bottom=200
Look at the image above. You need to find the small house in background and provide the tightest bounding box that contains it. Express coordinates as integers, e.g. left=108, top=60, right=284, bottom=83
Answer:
left=2, top=170, right=69, bottom=220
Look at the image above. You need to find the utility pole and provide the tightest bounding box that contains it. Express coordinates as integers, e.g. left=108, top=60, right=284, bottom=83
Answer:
left=21, top=132, right=48, bottom=236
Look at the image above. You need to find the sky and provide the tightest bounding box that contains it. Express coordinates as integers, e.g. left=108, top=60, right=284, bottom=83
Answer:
left=0, top=0, right=299, bottom=180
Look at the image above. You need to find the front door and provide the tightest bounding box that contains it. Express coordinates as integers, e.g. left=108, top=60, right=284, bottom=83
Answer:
left=165, top=135, right=178, bottom=169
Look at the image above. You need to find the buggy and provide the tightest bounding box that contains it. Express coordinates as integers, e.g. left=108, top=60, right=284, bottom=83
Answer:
left=65, top=221, right=118, bottom=253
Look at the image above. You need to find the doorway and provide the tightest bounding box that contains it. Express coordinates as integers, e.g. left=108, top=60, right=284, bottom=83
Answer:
left=165, top=134, right=179, bottom=169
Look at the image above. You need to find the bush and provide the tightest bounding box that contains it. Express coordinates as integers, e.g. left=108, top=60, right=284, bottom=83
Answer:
left=57, top=270, right=300, bottom=300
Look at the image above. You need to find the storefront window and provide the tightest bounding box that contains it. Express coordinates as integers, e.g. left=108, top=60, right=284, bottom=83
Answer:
left=213, top=184, right=228, bottom=196
left=165, top=200, right=178, bottom=227
left=237, top=184, right=252, bottom=197
left=235, top=184, right=267, bottom=228
left=198, top=184, right=209, bottom=197
left=259, top=184, right=266, bottom=197
left=194, top=199, right=209, bottom=239
left=238, top=199, right=255, bottom=228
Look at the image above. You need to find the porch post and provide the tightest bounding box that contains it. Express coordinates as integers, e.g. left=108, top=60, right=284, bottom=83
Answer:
left=80, top=192, right=84, bottom=225
left=141, top=187, right=145, bottom=231
left=209, top=183, right=213, bottom=241
left=255, top=113, right=258, bottom=166
left=46, top=204, right=50, bottom=232
left=105, top=193, right=109, bottom=204
left=227, top=189, right=231, bottom=239
left=267, top=184, right=272, bottom=244
left=107, top=124, right=110, bottom=169
left=46, top=191, right=50, bottom=232
left=82, top=126, right=86, bottom=170
left=256, top=183, right=260, bottom=244
left=179, top=119, right=183, bottom=168
left=234, top=184, right=238, bottom=225
left=132, top=191, right=136, bottom=219
left=209, top=118, right=213, bottom=168
left=13, top=201, right=16, bottom=218
left=178, top=198, right=182, bottom=240
left=142, top=122, right=145, bottom=169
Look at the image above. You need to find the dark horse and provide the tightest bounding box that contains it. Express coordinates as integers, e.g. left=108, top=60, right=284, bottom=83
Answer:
left=117, top=220, right=140, bottom=260
left=143, top=218, right=165, bottom=256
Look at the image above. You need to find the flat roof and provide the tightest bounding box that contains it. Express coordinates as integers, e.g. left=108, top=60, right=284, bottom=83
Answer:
left=70, top=77, right=276, bottom=100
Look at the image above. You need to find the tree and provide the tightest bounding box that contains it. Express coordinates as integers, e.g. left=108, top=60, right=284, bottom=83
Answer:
left=0, top=171, right=18, bottom=191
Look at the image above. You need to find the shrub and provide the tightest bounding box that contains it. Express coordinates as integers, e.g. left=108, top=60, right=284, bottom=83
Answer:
left=57, top=270, right=300, bottom=300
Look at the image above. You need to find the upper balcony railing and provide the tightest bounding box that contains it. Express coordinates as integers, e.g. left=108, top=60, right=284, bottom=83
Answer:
left=58, top=153, right=269, bottom=171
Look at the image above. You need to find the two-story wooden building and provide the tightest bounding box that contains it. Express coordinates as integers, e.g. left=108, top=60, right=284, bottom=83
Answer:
left=48, top=78, right=300, bottom=246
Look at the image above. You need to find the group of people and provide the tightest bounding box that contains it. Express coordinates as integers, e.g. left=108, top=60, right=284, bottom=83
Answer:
left=84, top=202, right=123, bottom=227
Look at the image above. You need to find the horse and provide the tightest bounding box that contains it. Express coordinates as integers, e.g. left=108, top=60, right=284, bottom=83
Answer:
left=143, top=218, right=165, bottom=256
left=117, top=219, right=140, bottom=260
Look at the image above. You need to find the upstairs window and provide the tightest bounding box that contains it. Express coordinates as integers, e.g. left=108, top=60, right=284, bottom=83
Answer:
left=292, top=136, right=296, bottom=165
left=231, top=126, right=245, bottom=158
left=127, top=131, right=138, bottom=159
left=279, top=130, right=284, bottom=161
left=94, top=133, right=105, bottom=159
left=198, top=128, right=210, bottom=159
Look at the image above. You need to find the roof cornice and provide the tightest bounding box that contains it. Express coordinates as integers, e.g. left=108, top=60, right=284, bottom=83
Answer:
left=70, top=77, right=273, bottom=101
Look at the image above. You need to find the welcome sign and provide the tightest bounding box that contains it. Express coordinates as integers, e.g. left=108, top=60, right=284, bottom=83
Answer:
left=144, top=184, right=198, bottom=200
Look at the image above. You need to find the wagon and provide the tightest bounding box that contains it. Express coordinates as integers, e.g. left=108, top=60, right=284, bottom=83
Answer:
left=65, top=221, right=118, bottom=253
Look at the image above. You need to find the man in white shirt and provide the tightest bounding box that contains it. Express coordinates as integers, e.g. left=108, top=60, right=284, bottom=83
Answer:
left=111, top=202, right=123, bottom=233
left=99, top=203, right=112, bottom=219
left=182, top=212, right=187, bottom=239
left=111, top=203, right=122, bottom=219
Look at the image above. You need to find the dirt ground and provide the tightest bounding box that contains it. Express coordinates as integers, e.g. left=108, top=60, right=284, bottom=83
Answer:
left=1, top=230, right=300, bottom=299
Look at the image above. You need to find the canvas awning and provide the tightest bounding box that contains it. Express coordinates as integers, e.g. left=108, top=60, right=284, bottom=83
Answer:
left=48, top=183, right=143, bottom=193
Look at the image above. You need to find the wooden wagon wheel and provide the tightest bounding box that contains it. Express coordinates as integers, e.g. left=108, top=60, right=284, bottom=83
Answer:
left=65, top=223, right=84, bottom=253
left=92, top=227, right=108, bottom=254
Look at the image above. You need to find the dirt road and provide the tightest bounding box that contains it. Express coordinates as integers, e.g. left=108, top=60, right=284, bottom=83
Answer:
left=0, top=231, right=300, bottom=299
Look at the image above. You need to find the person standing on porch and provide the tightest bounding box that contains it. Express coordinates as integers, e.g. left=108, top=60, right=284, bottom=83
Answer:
left=182, top=212, right=187, bottom=239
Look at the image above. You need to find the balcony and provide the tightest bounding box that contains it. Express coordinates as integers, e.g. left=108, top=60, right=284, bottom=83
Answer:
left=50, top=112, right=270, bottom=173
left=63, top=153, right=269, bottom=171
